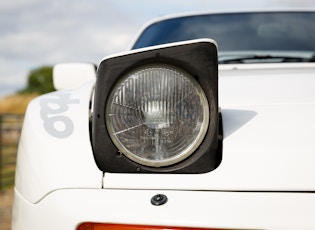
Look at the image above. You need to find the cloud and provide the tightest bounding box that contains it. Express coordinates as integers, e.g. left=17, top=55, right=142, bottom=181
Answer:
left=264, top=0, right=315, bottom=6
left=0, top=0, right=41, bottom=11
left=1, top=0, right=315, bottom=97
left=1, top=0, right=139, bottom=57
left=0, top=58, right=28, bottom=97
left=0, top=0, right=141, bottom=96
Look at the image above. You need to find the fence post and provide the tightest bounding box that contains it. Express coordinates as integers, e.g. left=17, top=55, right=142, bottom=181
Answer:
left=0, top=114, right=24, bottom=192
left=0, top=115, right=2, bottom=191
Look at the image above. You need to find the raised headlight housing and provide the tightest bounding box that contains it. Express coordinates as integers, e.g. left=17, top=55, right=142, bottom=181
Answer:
left=92, top=39, right=221, bottom=173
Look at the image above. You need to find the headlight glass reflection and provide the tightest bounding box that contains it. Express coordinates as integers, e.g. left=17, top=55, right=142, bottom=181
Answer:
left=106, top=64, right=209, bottom=167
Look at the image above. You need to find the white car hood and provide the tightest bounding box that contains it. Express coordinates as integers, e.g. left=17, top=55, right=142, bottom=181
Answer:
left=104, top=63, right=315, bottom=192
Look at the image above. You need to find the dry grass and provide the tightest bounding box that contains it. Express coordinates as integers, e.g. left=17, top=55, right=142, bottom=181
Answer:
left=0, top=93, right=32, bottom=229
left=0, top=93, right=38, bottom=114
left=0, top=188, right=14, bottom=230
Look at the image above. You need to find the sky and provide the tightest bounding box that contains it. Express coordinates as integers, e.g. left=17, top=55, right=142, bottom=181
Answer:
left=1, top=0, right=315, bottom=98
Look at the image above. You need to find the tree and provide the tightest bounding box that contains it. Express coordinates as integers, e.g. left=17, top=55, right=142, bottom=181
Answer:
left=20, top=66, right=55, bottom=94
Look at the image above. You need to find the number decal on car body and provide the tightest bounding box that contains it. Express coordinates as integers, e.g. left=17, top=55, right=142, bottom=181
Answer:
left=40, top=93, right=80, bottom=138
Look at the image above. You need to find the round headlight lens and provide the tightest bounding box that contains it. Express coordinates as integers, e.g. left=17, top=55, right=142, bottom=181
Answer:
left=106, top=64, right=209, bottom=167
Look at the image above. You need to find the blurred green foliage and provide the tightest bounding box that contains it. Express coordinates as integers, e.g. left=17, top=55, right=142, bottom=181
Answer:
left=19, top=66, right=55, bottom=94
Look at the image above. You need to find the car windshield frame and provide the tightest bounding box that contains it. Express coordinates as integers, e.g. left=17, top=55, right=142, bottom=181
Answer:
left=132, top=11, right=315, bottom=63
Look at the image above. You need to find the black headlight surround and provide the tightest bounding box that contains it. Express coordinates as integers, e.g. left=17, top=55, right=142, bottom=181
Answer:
left=92, top=39, right=221, bottom=173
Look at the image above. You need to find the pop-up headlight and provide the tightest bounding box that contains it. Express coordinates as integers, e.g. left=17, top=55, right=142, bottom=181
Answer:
left=106, top=64, right=209, bottom=167
left=92, top=39, right=221, bottom=173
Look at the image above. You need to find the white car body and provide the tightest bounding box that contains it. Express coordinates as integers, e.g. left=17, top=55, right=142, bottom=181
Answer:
left=12, top=9, right=315, bottom=230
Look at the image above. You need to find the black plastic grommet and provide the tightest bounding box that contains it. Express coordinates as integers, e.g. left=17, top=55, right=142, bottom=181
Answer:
left=151, top=194, right=168, bottom=206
